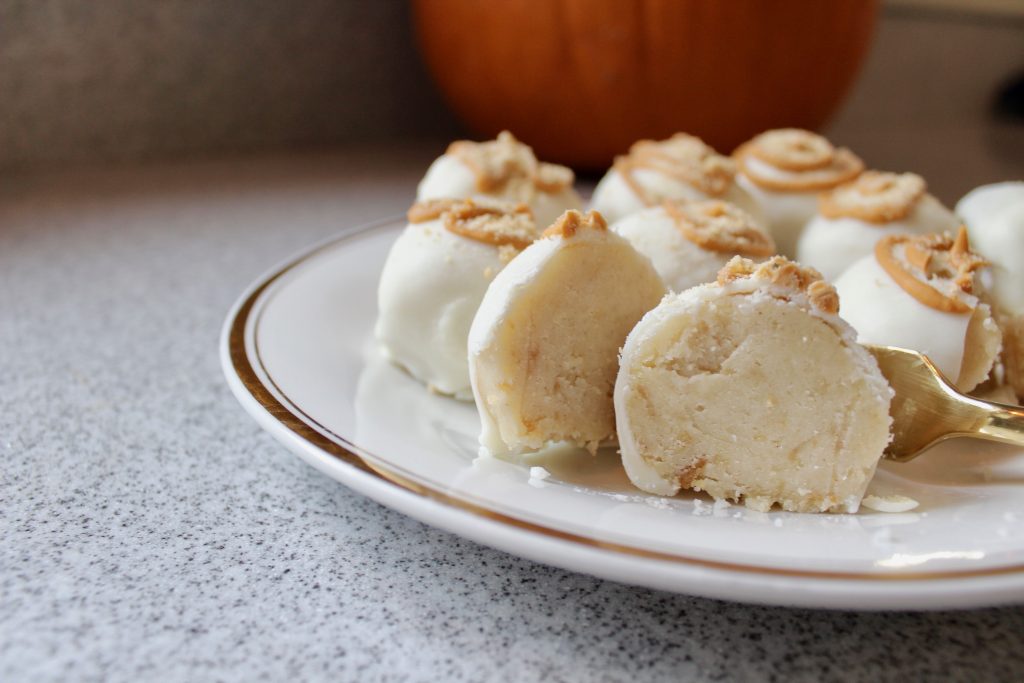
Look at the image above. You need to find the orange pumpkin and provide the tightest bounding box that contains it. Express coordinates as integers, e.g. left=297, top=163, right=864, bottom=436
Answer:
left=412, top=0, right=878, bottom=170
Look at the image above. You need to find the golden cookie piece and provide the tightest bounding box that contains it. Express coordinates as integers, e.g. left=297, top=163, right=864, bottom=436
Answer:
left=614, top=133, right=736, bottom=206
left=874, top=227, right=988, bottom=314
left=819, top=171, right=926, bottom=224
left=663, top=199, right=776, bottom=257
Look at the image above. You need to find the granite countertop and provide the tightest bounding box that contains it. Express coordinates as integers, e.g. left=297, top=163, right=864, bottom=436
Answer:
left=3, top=150, right=1024, bottom=682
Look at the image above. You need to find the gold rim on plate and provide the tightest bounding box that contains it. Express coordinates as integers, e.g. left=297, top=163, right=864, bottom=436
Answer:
left=226, top=218, right=1024, bottom=583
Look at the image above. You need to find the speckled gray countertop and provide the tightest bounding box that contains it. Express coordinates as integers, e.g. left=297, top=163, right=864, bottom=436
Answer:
left=3, top=150, right=1024, bottom=682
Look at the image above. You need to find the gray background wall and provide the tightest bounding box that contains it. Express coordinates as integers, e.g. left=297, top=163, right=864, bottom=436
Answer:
left=1, top=1, right=1022, bottom=186
left=0, top=0, right=458, bottom=171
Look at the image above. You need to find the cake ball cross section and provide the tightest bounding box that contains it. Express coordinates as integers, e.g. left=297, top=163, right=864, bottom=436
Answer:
left=615, top=256, right=892, bottom=513
left=468, top=209, right=667, bottom=458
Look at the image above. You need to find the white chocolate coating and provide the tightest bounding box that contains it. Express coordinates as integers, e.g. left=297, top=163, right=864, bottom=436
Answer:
left=834, top=255, right=975, bottom=384
left=735, top=167, right=818, bottom=259
left=611, top=206, right=737, bottom=292
left=376, top=218, right=508, bottom=399
left=797, top=194, right=958, bottom=282
left=590, top=167, right=765, bottom=227
left=417, top=154, right=582, bottom=228
left=957, top=181, right=1024, bottom=230
left=957, top=182, right=1024, bottom=314
left=468, top=237, right=560, bottom=456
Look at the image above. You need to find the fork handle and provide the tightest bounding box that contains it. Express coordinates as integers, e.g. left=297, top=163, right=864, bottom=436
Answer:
left=977, top=401, right=1024, bottom=446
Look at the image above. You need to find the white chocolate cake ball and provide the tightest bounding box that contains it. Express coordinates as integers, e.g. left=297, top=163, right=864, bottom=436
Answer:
left=590, top=133, right=764, bottom=226
left=797, top=171, right=959, bottom=281
left=834, top=228, right=1001, bottom=393
left=957, top=181, right=1024, bottom=235
left=611, top=200, right=776, bottom=292
left=956, top=182, right=1024, bottom=397
left=417, top=131, right=583, bottom=227
left=734, top=128, right=864, bottom=258
left=615, top=257, right=892, bottom=513
left=376, top=199, right=541, bottom=400
left=468, top=210, right=667, bottom=458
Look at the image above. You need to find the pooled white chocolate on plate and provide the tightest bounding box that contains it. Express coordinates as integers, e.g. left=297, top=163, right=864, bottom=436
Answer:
left=417, top=131, right=583, bottom=227
left=611, top=199, right=776, bottom=292
left=615, top=256, right=893, bottom=513
left=376, top=199, right=540, bottom=399
left=468, top=210, right=667, bottom=458
left=797, top=171, right=959, bottom=281
left=957, top=182, right=1024, bottom=399
left=834, top=228, right=1001, bottom=393
left=734, top=128, right=864, bottom=258
left=590, top=133, right=765, bottom=225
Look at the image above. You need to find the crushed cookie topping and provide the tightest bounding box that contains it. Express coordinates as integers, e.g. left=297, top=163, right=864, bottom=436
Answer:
left=874, top=227, right=988, bottom=313
left=407, top=198, right=539, bottom=250
left=748, top=129, right=835, bottom=170
left=663, top=199, right=776, bottom=257
left=446, top=131, right=575, bottom=199
left=717, top=256, right=839, bottom=315
left=819, top=171, right=926, bottom=223
left=542, top=209, right=608, bottom=239
left=614, top=133, right=736, bottom=205
left=734, top=129, right=864, bottom=192
left=407, top=198, right=462, bottom=223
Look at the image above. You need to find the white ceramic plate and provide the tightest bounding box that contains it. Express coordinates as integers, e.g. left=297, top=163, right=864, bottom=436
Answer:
left=221, top=217, right=1024, bottom=610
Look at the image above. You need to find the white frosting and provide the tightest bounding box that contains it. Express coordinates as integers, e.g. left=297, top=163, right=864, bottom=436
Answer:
left=834, top=254, right=974, bottom=382
left=797, top=194, right=959, bottom=282
left=376, top=218, right=508, bottom=399
left=614, top=294, right=693, bottom=495
left=735, top=169, right=818, bottom=259
left=956, top=182, right=1024, bottom=314
left=417, top=154, right=583, bottom=229
left=468, top=235, right=564, bottom=455
left=590, top=167, right=765, bottom=228
left=615, top=277, right=880, bottom=497
left=610, top=206, right=731, bottom=292
left=956, top=181, right=1024, bottom=228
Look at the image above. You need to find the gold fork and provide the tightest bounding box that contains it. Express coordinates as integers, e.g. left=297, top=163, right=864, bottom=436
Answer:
left=867, top=345, right=1024, bottom=462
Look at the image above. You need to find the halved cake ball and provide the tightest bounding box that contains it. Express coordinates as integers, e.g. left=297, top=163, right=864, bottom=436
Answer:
left=611, top=199, right=776, bottom=292
left=834, top=228, right=1001, bottom=393
left=797, top=171, right=959, bottom=281
left=468, top=210, right=667, bottom=458
left=417, top=131, right=583, bottom=227
left=734, top=128, right=864, bottom=258
left=590, top=133, right=764, bottom=225
left=615, top=257, right=893, bottom=513
left=956, top=182, right=1024, bottom=398
left=376, top=199, right=541, bottom=399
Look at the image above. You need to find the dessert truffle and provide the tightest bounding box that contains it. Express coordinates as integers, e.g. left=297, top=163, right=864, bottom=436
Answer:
left=956, top=182, right=1024, bottom=397
left=615, top=256, right=893, bottom=513
left=734, top=128, right=864, bottom=258
left=376, top=199, right=541, bottom=399
left=834, top=228, right=1001, bottom=392
left=468, top=210, right=667, bottom=458
left=417, top=131, right=583, bottom=227
left=590, top=133, right=764, bottom=225
left=611, top=199, right=776, bottom=292
left=797, top=171, right=959, bottom=281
